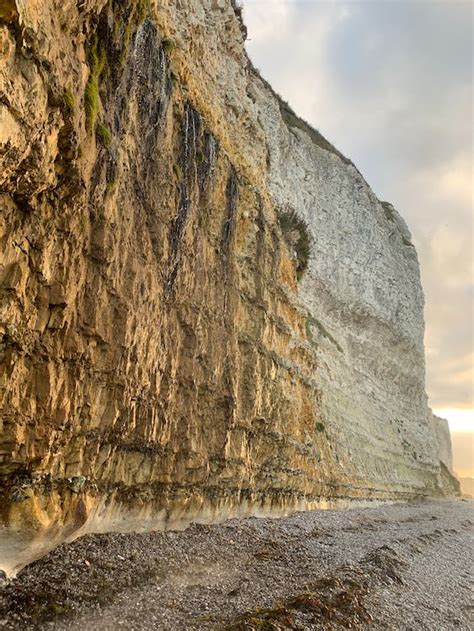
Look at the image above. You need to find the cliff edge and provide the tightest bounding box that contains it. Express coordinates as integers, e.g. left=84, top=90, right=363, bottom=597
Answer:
left=0, top=0, right=458, bottom=574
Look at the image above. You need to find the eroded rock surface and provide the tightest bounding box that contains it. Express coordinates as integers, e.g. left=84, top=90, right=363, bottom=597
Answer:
left=0, top=0, right=458, bottom=574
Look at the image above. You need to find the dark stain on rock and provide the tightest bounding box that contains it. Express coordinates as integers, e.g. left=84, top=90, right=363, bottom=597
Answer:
left=198, top=131, right=219, bottom=191
left=221, top=166, right=238, bottom=261
left=166, top=104, right=201, bottom=293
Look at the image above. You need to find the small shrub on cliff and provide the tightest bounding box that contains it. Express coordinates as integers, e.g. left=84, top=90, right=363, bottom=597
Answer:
left=230, top=0, right=247, bottom=39
left=231, top=0, right=243, bottom=18
left=276, top=205, right=313, bottom=280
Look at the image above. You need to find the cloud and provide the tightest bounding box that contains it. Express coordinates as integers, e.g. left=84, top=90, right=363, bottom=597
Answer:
left=243, top=0, right=293, bottom=42
left=435, top=407, right=474, bottom=431
left=243, top=0, right=473, bottom=410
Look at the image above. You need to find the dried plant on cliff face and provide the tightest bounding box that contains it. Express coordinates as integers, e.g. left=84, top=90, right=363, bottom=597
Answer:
left=276, top=205, right=313, bottom=280
left=230, top=0, right=247, bottom=39
left=230, top=0, right=243, bottom=15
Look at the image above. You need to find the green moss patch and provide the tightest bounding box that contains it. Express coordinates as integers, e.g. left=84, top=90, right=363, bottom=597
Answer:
left=84, top=35, right=107, bottom=133
left=63, top=90, right=75, bottom=113
left=173, top=163, right=182, bottom=180
left=96, top=121, right=112, bottom=147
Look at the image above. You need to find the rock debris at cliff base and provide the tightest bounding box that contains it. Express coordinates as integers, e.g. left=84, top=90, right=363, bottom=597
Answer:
left=0, top=500, right=472, bottom=630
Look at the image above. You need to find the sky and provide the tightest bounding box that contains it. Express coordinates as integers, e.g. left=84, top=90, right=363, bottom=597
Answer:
left=242, top=0, right=473, bottom=475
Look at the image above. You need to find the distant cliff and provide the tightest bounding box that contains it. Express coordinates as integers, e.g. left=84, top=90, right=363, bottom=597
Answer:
left=458, top=478, right=474, bottom=497
left=0, top=0, right=459, bottom=574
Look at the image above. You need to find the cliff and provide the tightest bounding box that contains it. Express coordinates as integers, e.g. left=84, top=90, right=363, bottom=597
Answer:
left=0, top=0, right=458, bottom=574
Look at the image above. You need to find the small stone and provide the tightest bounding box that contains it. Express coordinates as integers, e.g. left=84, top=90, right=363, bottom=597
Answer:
left=10, top=489, right=28, bottom=503
left=67, top=476, right=86, bottom=493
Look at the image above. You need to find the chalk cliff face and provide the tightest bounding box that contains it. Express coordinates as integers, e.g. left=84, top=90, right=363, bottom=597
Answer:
left=430, top=413, right=455, bottom=475
left=0, top=0, right=458, bottom=573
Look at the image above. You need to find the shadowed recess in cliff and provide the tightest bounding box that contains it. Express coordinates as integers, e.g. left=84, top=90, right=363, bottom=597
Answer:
left=198, top=131, right=219, bottom=192
left=87, top=6, right=173, bottom=268
left=254, top=191, right=267, bottom=300
left=221, top=167, right=239, bottom=263
left=166, top=104, right=202, bottom=293
left=166, top=104, right=222, bottom=293
left=133, top=19, right=171, bottom=152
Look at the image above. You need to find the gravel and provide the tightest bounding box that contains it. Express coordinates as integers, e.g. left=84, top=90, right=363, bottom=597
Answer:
left=0, top=499, right=472, bottom=630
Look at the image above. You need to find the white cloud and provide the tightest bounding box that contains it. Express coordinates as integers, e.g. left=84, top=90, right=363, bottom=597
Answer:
left=434, top=408, right=474, bottom=434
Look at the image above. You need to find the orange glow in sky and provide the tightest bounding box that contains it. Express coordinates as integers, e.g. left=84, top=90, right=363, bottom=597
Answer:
left=434, top=408, right=474, bottom=478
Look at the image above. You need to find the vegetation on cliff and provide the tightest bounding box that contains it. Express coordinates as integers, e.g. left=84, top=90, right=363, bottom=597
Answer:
left=276, top=205, right=313, bottom=279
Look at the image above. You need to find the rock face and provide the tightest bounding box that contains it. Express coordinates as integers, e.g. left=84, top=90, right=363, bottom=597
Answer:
left=430, top=413, right=455, bottom=475
left=0, top=0, right=458, bottom=574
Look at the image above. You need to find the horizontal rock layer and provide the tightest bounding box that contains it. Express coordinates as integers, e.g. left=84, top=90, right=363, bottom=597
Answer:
left=0, top=0, right=458, bottom=574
